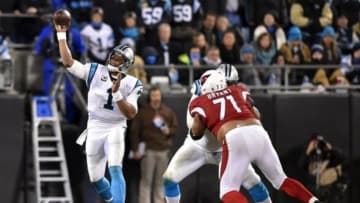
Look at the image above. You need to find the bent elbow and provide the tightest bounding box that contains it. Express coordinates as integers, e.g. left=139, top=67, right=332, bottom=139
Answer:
left=125, top=111, right=137, bottom=120
left=63, top=59, right=74, bottom=68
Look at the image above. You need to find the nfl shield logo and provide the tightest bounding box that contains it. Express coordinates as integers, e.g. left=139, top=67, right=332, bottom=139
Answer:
left=101, top=75, right=108, bottom=82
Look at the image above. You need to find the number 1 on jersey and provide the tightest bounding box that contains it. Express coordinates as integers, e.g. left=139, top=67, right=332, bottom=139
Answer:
left=212, top=95, right=241, bottom=120
left=104, top=88, right=114, bottom=110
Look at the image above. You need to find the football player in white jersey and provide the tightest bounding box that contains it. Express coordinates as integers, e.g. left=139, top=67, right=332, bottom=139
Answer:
left=162, top=64, right=272, bottom=203
left=55, top=23, right=143, bottom=203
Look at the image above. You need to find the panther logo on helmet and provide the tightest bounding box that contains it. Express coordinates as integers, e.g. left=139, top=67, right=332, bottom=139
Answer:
left=200, top=70, right=227, bottom=94
left=107, top=44, right=135, bottom=72
left=216, top=63, right=239, bottom=85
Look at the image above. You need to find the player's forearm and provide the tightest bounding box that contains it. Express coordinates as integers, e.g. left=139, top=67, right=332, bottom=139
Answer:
left=57, top=36, right=74, bottom=67
left=116, top=100, right=137, bottom=120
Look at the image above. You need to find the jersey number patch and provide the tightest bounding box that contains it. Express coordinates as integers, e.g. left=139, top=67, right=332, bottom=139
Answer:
left=142, top=7, right=163, bottom=25
left=212, top=95, right=241, bottom=120
left=173, top=5, right=192, bottom=22
left=104, top=88, right=114, bottom=110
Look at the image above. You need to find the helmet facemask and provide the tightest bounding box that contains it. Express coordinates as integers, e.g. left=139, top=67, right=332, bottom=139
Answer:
left=107, top=45, right=134, bottom=73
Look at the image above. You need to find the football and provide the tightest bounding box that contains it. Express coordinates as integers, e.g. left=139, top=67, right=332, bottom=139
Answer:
left=53, top=9, right=71, bottom=28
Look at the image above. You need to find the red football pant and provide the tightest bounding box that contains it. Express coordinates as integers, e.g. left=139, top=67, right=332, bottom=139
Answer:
left=279, top=177, right=314, bottom=203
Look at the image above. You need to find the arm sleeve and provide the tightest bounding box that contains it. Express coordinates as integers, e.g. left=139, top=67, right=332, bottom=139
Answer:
left=67, top=60, right=90, bottom=80
left=126, top=80, right=144, bottom=113
left=189, top=99, right=207, bottom=124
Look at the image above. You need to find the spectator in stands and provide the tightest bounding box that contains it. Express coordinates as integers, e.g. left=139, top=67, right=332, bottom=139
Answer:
left=215, top=16, right=244, bottom=47
left=94, top=0, right=136, bottom=36
left=130, top=85, right=178, bottom=203
left=118, top=12, right=140, bottom=43
left=120, top=37, right=148, bottom=85
left=199, top=0, right=224, bottom=16
left=290, top=0, right=333, bottom=44
left=246, top=0, right=289, bottom=29
left=239, top=44, right=262, bottom=85
left=52, top=0, right=94, bottom=28
left=0, top=28, right=11, bottom=61
left=332, top=0, right=360, bottom=26
left=219, top=30, right=241, bottom=64
left=222, top=0, right=251, bottom=42
left=280, top=26, right=311, bottom=65
left=310, top=44, right=348, bottom=88
left=81, top=7, right=114, bottom=64
left=215, top=16, right=230, bottom=46
left=253, top=27, right=278, bottom=84
left=153, top=23, right=182, bottom=66
left=320, top=26, right=341, bottom=65
left=202, top=46, right=221, bottom=66
left=270, top=51, right=286, bottom=85
left=170, top=0, right=202, bottom=51
left=335, top=14, right=355, bottom=55
left=342, top=42, right=360, bottom=84
left=253, top=26, right=277, bottom=65
left=280, top=26, right=311, bottom=84
left=192, top=32, right=209, bottom=58
left=141, top=46, right=160, bottom=82
left=254, top=11, right=287, bottom=50
left=137, top=0, right=172, bottom=46
left=200, top=12, right=217, bottom=46
left=35, top=23, right=85, bottom=122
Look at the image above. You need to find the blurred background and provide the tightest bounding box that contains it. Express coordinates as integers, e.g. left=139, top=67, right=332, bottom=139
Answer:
left=0, top=0, right=360, bottom=202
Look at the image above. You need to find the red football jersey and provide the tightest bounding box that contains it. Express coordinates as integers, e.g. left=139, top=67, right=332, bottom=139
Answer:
left=189, top=85, right=256, bottom=137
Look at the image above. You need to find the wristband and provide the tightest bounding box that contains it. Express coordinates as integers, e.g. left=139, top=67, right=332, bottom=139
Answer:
left=112, top=91, right=124, bottom=102
left=57, top=32, right=67, bottom=41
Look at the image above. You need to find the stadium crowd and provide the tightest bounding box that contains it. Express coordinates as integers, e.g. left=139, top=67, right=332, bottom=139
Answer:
left=1, top=0, right=360, bottom=89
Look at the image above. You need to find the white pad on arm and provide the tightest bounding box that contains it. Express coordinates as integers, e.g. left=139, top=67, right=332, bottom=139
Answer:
left=67, top=60, right=88, bottom=80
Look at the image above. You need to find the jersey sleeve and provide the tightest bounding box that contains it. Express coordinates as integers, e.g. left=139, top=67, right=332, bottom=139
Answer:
left=126, top=79, right=144, bottom=112
left=67, top=60, right=91, bottom=80
left=189, top=97, right=207, bottom=124
left=186, top=94, right=198, bottom=129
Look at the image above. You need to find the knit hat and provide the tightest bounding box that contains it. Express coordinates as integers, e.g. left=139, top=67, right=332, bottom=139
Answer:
left=311, top=44, right=324, bottom=54
left=321, top=26, right=336, bottom=39
left=253, top=25, right=268, bottom=42
left=287, top=26, right=302, bottom=42
left=240, top=44, right=255, bottom=55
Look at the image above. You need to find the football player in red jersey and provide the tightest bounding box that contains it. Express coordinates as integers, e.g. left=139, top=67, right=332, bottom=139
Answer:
left=189, top=70, right=322, bottom=203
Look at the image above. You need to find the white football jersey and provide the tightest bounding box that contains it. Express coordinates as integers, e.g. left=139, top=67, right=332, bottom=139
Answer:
left=68, top=60, right=143, bottom=126
left=81, top=23, right=114, bottom=61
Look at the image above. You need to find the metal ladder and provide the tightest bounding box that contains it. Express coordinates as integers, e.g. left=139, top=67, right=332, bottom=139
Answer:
left=31, top=96, right=73, bottom=203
